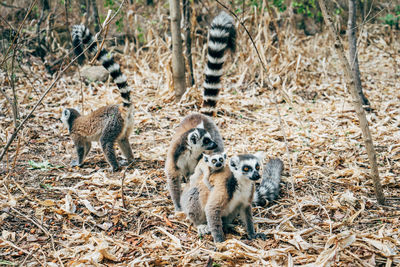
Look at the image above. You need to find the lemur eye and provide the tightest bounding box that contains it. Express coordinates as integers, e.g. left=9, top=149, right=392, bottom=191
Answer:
left=242, top=166, right=251, bottom=172
left=255, top=164, right=260, bottom=170
left=212, top=159, right=217, bottom=164
left=203, top=138, right=210, bottom=144
left=219, top=158, right=224, bottom=162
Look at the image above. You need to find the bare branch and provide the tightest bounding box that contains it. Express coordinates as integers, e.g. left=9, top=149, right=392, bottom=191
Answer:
left=318, top=0, right=385, bottom=205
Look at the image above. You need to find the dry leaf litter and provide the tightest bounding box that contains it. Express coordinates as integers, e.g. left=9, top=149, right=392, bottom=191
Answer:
left=0, top=3, right=399, bottom=266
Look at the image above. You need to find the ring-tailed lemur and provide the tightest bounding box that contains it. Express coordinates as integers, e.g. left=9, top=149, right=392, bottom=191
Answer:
left=165, top=113, right=224, bottom=211
left=201, top=11, right=236, bottom=116
left=61, top=25, right=134, bottom=171
left=181, top=153, right=266, bottom=243
left=189, top=152, right=227, bottom=189
left=253, top=158, right=284, bottom=206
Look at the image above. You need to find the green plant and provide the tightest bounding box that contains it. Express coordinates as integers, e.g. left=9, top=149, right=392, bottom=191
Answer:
left=271, top=0, right=286, bottom=12
left=379, top=5, right=400, bottom=28
left=28, top=160, right=63, bottom=170
left=101, top=0, right=125, bottom=32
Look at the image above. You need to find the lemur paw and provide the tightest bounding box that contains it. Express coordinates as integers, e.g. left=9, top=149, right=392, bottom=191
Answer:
left=71, top=160, right=82, bottom=167
left=250, top=232, right=267, bottom=241
left=109, top=166, right=121, bottom=173
left=119, top=159, right=133, bottom=167
left=197, top=224, right=210, bottom=235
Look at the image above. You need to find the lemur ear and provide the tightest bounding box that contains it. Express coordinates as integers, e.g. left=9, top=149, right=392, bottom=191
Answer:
left=203, top=154, right=210, bottom=162
left=230, top=156, right=239, bottom=170
left=196, top=121, right=205, bottom=129
left=223, top=153, right=227, bottom=159
left=254, top=151, right=265, bottom=163
left=62, top=109, right=70, bottom=119
left=188, top=131, right=199, bottom=145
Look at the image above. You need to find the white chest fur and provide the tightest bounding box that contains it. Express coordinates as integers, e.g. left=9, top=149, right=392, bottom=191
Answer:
left=223, top=178, right=253, bottom=217
left=176, top=150, right=201, bottom=177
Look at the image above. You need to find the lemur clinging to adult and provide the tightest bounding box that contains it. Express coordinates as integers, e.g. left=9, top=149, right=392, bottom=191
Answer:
left=61, top=25, right=134, bottom=171
left=253, top=158, right=284, bottom=206
left=181, top=153, right=267, bottom=243
left=189, top=152, right=227, bottom=189
left=165, top=114, right=224, bottom=211
left=165, top=11, right=236, bottom=211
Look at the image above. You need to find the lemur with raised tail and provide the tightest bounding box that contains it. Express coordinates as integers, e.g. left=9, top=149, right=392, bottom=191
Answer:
left=61, top=25, right=134, bottom=171
left=201, top=11, right=236, bottom=116
left=165, top=11, right=236, bottom=211
left=253, top=158, right=284, bottom=206
left=189, top=152, right=227, bottom=189
left=181, top=153, right=267, bottom=243
left=165, top=114, right=224, bottom=211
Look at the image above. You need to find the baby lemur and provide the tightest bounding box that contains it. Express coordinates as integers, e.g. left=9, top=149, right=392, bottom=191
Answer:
left=181, top=153, right=266, bottom=243
left=253, top=158, right=284, bottom=206
left=61, top=25, right=134, bottom=171
left=190, top=152, right=227, bottom=189
left=165, top=113, right=224, bottom=211
left=165, top=11, right=236, bottom=211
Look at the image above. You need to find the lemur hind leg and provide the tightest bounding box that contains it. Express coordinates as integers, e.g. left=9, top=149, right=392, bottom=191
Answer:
left=117, top=136, right=134, bottom=166
left=167, top=171, right=182, bottom=211
left=181, top=187, right=206, bottom=224
left=100, top=117, right=123, bottom=171
left=71, top=139, right=90, bottom=167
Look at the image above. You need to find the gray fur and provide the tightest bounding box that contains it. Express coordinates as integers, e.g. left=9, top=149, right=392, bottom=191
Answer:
left=62, top=24, right=134, bottom=171
left=181, top=153, right=266, bottom=242
left=61, top=106, right=133, bottom=172
left=166, top=113, right=224, bottom=212
left=167, top=127, right=217, bottom=211
left=253, top=158, right=284, bottom=206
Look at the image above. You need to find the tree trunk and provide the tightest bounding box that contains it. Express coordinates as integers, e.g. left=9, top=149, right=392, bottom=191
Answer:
left=348, top=0, right=369, bottom=107
left=318, top=0, right=385, bottom=205
left=169, top=0, right=186, bottom=99
left=183, top=0, right=194, bottom=86
left=90, top=0, right=100, bottom=32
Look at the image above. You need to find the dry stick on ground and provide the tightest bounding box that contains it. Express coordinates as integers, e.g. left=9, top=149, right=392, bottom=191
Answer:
left=318, top=0, right=385, bottom=205
left=121, top=160, right=136, bottom=209
left=10, top=207, right=64, bottom=267
left=0, top=4, right=126, bottom=162
left=348, top=0, right=370, bottom=107
left=169, top=0, right=187, bottom=99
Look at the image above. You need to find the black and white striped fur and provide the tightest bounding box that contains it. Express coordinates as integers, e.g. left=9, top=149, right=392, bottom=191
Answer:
left=61, top=25, right=134, bottom=171
left=201, top=11, right=236, bottom=116
left=253, top=158, right=284, bottom=206
left=71, top=24, right=131, bottom=108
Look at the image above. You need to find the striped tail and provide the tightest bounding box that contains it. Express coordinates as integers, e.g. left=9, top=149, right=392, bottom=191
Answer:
left=253, top=158, right=284, bottom=206
left=71, top=25, right=131, bottom=109
left=201, top=11, right=236, bottom=116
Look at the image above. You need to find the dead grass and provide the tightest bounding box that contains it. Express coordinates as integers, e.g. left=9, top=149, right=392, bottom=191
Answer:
left=0, top=2, right=399, bottom=266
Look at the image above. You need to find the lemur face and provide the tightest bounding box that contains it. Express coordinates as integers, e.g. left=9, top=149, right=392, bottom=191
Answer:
left=203, top=152, right=227, bottom=170
left=229, top=154, right=261, bottom=181
left=61, top=108, right=81, bottom=129
left=187, top=128, right=217, bottom=152
left=61, top=109, right=71, bottom=126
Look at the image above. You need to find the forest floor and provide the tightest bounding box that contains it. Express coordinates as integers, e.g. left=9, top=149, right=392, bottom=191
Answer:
left=1, top=14, right=400, bottom=266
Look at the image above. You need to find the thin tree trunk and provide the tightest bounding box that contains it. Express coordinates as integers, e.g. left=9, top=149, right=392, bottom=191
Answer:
left=169, top=0, right=186, bottom=99
left=318, top=0, right=385, bottom=205
left=90, top=0, right=100, bottom=32
left=183, top=0, right=194, bottom=86
left=348, top=0, right=369, bottom=106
